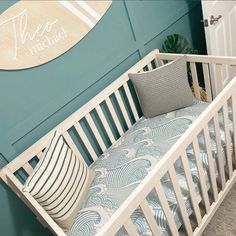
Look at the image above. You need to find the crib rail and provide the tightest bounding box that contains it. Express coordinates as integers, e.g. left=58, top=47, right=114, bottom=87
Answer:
left=97, top=76, right=236, bottom=236
left=1, top=49, right=236, bottom=236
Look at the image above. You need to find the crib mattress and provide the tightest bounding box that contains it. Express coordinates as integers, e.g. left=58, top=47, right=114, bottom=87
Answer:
left=66, top=101, right=233, bottom=236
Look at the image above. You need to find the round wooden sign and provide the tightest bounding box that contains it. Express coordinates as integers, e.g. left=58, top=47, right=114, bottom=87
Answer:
left=0, top=1, right=112, bottom=70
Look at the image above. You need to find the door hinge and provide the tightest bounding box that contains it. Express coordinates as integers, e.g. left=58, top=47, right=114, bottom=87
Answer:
left=201, top=19, right=209, bottom=27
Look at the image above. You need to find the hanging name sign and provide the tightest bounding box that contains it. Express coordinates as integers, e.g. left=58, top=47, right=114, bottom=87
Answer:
left=0, top=1, right=112, bottom=70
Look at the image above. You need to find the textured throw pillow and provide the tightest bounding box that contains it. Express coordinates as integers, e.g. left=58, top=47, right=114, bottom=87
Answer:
left=129, top=56, right=197, bottom=118
left=23, top=132, right=95, bottom=230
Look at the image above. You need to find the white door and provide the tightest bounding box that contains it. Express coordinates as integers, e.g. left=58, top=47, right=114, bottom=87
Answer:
left=201, top=0, right=236, bottom=96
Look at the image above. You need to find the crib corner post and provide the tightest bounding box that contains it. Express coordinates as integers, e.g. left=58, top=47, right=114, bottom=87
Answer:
left=152, top=48, right=160, bottom=55
left=153, top=48, right=164, bottom=67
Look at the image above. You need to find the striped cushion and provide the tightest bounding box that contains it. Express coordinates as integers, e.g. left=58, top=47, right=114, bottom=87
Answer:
left=23, top=132, right=95, bottom=230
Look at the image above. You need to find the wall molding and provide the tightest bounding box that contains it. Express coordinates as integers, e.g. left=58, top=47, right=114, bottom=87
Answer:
left=0, top=153, right=8, bottom=169
left=0, top=1, right=202, bottom=164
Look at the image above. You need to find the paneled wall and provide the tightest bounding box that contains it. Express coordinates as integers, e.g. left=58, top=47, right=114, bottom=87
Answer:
left=0, top=1, right=206, bottom=235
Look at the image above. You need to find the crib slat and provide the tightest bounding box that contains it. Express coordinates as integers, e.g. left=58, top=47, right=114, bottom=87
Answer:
left=215, top=64, right=223, bottom=95
left=85, top=113, right=107, bottom=152
left=62, top=131, right=86, bottom=165
left=203, top=127, right=219, bottom=201
left=123, top=82, right=139, bottom=121
left=95, top=105, right=116, bottom=143
left=37, top=151, right=44, bottom=160
left=213, top=114, right=226, bottom=189
left=23, top=162, right=34, bottom=175
left=180, top=152, right=202, bottom=226
left=190, top=62, right=201, bottom=100
left=105, top=97, right=124, bottom=136
left=155, top=181, right=179, bottom=236
left=154, top=58, right=159, bottom=68
left=147, top=63, right=152, bottom=71
left=124, top=218, right=139, bottom=236
left=74, top=122, right=98, bottom=162
left=155, top=56, right=164, bottom=67
left=140, top=199, right=161, bottom=235
left=192, top=137, right=210, bottom=213
left=202, top=63, right=212, bottom=102
left=222, top=104, right=233, bottom=178
left=168, top=166, right=193, bottom=235
left=232, top=94, right=236, bottom=159
left=114, top=90, right=132, bottom=128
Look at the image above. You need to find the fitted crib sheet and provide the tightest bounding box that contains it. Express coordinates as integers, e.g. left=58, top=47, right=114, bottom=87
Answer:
left=66, top=101, right=233, bottom=236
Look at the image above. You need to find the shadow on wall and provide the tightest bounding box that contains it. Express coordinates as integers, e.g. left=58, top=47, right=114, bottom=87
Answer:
left=0, top=180, right=52, bottom=236
left=187, top=2, right=207, bottom=55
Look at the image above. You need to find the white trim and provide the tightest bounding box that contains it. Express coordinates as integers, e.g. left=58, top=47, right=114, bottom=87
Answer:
left=75, top=1, right=101, bottom=21
left=58, top=1, right=95, bottom=28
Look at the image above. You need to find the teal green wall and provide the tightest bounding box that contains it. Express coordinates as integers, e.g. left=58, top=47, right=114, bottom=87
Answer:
left=0, top=1, right=206, bottom=235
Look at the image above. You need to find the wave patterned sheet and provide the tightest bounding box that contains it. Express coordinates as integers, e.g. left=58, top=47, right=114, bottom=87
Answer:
left=66, top=102, right=233, bottom=236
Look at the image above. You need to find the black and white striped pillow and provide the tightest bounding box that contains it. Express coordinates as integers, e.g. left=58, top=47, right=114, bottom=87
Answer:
left=23, top=132, right=95, bottom=229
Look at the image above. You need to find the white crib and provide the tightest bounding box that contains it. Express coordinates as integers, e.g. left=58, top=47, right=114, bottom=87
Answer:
left=1, top=49, right=236, bottom=236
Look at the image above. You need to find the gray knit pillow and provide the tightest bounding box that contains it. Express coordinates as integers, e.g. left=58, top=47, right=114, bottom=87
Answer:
left=129, top=56, right=197, bottom=118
